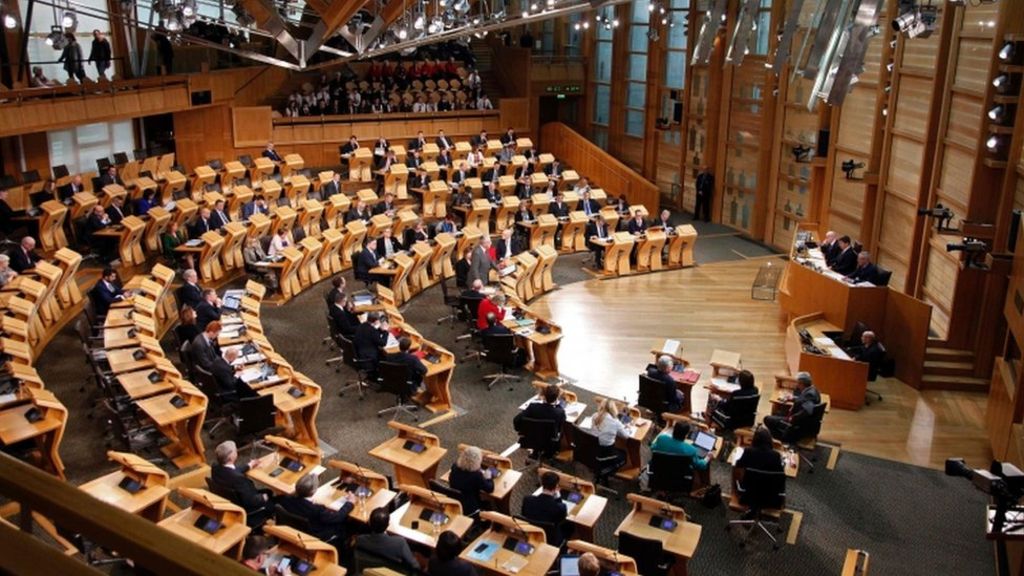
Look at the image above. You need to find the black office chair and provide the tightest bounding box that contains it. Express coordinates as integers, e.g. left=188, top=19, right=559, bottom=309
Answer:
left=206, top=476, right=272, bottom=528
left=324, top=314, right=345, bottom=372
left=231, top=394, right=280, bottom=456
left=377, top=360, right=419, bottom=422
left=238, top=154, right=253, bottom=167
left=353, top=545, right=421, bottom=575
left=480, top=333, right=522, bottom=391
left=337, top=335, right=370, bottom=398
left=274, top=503, right=313, bottom=533
left=637, top=373, right=669, bottom=425
left=648, top=451, right=695, bottom=498
left=618, top=531, right=674, bottom=576
left=874, top=266, right=892, bottom=287
left=515, top=513, right=565, bottom=547
left=517, top=416, right=561, bottom=470
left=436, top=277, right=462, bottom=326
left=570, top=425, right=621, bottom=495
left=780, top=402, right=828, bottom=473
left=711, top=393, right=761, bottom=432
left=728, top=468, right=787, bottom=549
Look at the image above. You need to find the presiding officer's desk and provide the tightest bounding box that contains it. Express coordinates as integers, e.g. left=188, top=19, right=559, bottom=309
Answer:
left=312, top=459, right=397, bottom=526
left=533, top=467, right=608, bottom=543
left=460, top=511, right=559, bottom=576
left=785, top=312, right=868, bottom=410
left=614, top=493, right=701, bottom=576
left=369, top=421, right=447, bottom=489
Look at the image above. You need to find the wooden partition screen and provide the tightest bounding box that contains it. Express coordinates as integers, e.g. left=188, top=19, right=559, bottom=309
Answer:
left=232, top=106, right=274, bottom=148
left=540, top=122, right=659, bottom=210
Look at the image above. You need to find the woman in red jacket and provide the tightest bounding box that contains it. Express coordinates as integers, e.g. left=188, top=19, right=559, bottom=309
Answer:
left=477, top=292, right=507, bottom=330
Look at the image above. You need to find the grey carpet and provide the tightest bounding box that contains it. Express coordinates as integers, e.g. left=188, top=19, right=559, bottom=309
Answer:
left=30, top=231, right=993, bottom=576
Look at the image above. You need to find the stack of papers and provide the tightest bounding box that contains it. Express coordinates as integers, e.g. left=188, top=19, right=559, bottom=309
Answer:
left=710, top=377, right=740, bottom=393
left=231, top=353, right=266, bottom=367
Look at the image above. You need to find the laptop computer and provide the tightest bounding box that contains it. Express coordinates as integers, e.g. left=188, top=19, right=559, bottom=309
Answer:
left=690, top=430, right=718, bottom=459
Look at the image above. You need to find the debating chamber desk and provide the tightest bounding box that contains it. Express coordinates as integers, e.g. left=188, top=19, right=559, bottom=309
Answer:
left=778, top=223, right=931, bottom=394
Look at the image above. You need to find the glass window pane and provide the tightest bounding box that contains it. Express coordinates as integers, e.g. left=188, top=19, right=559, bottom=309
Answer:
left=629, top=54, right=647, bottom=81
left=596, top=41, right=613, bottom=81
left=592, top=128, right=609, bottom=149
left=21, top=0, right=114, bottom=82
left=630, top=26, right=649, bottom=52
left=668, top=21, right=687, bottom=49
left=627, top=82, right=646, bottom=108
left=594, top=85, right=611, bottom=124
left=632, top=0, right=650, bottom=22
left=664, top=53, right=685, bottom=87
left=597, top=18, right=613, bottom=40
left=754, top=11, right=771, bottom=54
left=48, top=120, right=134, bottom=175
left=626, top=110, right=645, bottom=137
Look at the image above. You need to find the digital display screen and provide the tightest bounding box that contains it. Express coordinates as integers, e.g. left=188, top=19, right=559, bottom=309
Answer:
left=280, top=457, right=303, bottom=472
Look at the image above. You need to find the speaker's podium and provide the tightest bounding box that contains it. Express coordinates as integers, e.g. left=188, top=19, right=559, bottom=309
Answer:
left=594, top=232, right=635, bottom=277
left=351, top=148, right=373, bottom=182
left=384, top=163, right=409, bottom=200
left=37, top=200, right=68, bottom=251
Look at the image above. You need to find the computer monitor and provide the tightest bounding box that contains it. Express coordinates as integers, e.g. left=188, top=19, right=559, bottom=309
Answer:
left=113, top=152, right=129, bottom=165
left=559, top=555, right=580, bottom=576
left=52, top=165, right=69, bottom=179
left=96, top=158, right=111, bottom=172
left=693, top=430, right=717, bottom=453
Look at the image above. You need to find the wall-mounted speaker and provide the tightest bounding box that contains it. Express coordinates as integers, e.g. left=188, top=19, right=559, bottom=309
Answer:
left=191, top=90, right=212, bottom=106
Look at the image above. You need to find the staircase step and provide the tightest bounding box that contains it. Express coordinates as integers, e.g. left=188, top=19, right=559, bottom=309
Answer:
left=923, top=361, right=976, bottom=378
left=924, top=347, right=974, bottom=360
left=919, top=374, right=990, bottom=392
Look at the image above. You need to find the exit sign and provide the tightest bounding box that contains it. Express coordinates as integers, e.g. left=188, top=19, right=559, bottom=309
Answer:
left=545, top=85, right=582, bottom=94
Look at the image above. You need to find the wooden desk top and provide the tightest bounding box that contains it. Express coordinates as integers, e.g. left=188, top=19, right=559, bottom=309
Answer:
left=103, top=326, right=141, bottom=349
left=106, top=347, right=156, bottom=373
left=246, top=453, right=322, bottom=496
left=615, top=508, right=701, bottom=559
left=460, top=529, right=559, bottom=576
left=709, top=349, right=742, bottom=371
left=529, top=485, right=607, bottom=529
left=256, top=382, right=320, bottom=413
left=0, top=403, right=62, bottom=445
left=368, top=436, right=447, bottom=474
left=312, top=480, right=397, bottom=526
left=115, top=370, right=176, bottom=400
left=135, top=390, right=205, bottom=427
left=387, top=500, right=472, bottom=549
left=158, top=508, right=251, bottom=555
left=78, top=470, right=170, bottom=515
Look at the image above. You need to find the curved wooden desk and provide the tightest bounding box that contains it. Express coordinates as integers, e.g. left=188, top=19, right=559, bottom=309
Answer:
left=785, top=312, right=869, bottom=410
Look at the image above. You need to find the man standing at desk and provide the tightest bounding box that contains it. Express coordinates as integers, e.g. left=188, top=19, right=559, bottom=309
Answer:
left=647, top=356, right=685, bottom=413
left=468, top=236, right=499, bottom=286
left=763, top=371, right=821, bottom=442
left=178, top=269, right=204, bottom=310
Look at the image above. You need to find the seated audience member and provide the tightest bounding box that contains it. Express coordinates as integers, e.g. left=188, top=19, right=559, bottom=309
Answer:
left=84, top=205, right=115, bottom=259
left=590, top=399, right=629, bottom=471
left=242, top=195, right=270, bottom=219
left=329, top=293, right=360, bottom=339
left=355, top=238, right=389, bottom=287
left=513, top=384, right=566, bottom=453
left=736, top=426, right=785, bottom=474
left=374, top=192, right=398, bottom=216
left=829, top=235, right=857, bottom=275
left=190, top=208, right=214, bottom=238
left=578, top=553, right=601, bottom=576
left=586, top=214, right=611, bottom=269
left=10, top=236, right=42, bottom=273
left=107, top=196, right=128, bottom=224
left=353, top=311, right=390, bottom=368
left=520, top=471, right=568, bottom=543
left=852, top=331, right=886, bottom=380
left=494, top=227, right=520, bottom=263
left=89, top=267, right=124, bottom=316
left=195, top=288, right=222, bottom=331
left=706, top=369, right=759, bottom=418
left=211, top=440, right=274, bottom=515
left=846, top=250, right=878, bottom=284
left=429, top=530, right=477, bottom=576
left=355, top=507, right=419, bottom=571
left=448, top=446, right=496, bottom=518
left=278, top=474, right=355, bottom=544
left=190, top=320, right=222, bottom=372
left=175, top=306, right=201, bottom=345
left=135, top=189, right=156, bottom=216
left=243, top=236, right=277, bottom=289
left=268, top=227, right=293, bottom=256
left=649, top=421, right=710, bottom=471
left=99, top=166, right=124, bottom=188
left=626, top=209, right=647, bottom=235
left=477, top=292, right=507, bottom=330
left=211, top=348, right=256, bottom=399
left=385, top=336, right=427, bottom=393
left=435, top=212, right=459, bottom=235
left=161, top=220, right=194, bottom=270
left=763, top=371, right=821, bottom=442
left=405, top=219, right=430, bottom=246
left=375, top=227, right=402, bottom=259
left=346, top=200, right=373, bottom=224
left=209, top=199, right=231, bottom=230
left=240, top=535, right=282, bottom=573
left=647, top=355, right=685, bottom=413
left=0, top=255, right=18, bottom=288
left=654, top=209, right=674, bottom=229
left=819, top=230, right=840, bottom=266
left=178, top=269, right=203, bottom=310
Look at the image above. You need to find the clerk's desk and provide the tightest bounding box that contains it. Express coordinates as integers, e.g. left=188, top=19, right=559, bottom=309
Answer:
left=440, top=443, right=523, bottom=515
left=387, top=484, right=472, bottom=550
left=566, top=540, right=639, bottom=576
left=785, top=312, right=868, bottom=410
left=460, top=511, right=559, bottom=576
left=78, top=451, right=170, bottom=522
left=158, top=487, right=251, bottom=560
left=246, top=435, right=323, bottom=495
left=778, top=223, right=930, bottom=389
left=533, top=467, right=608, bottom=542
left=264, top=524, right=347, bottom=576
left=369, top=421, right=447, bottom=489
left=312, top=459, right=398, bottom=526
left=614, top=494, right=701, bottom=576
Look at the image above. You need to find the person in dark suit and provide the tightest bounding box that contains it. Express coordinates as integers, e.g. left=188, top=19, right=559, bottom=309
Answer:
left=579, top=190, right=600, bottom=218
left=339, top=135, right=360, bottom=167
left=494, top=228, right=521, bottom=263
left=482, top=180, right=500, bottom=205
left=830, top=235, right=858, bottom=275
left=353, top=311, right=389, bottom=367
left=499, top=127, right=517, bottom=147
left=346, top=200, right=373, bottom=224
left=84, top=204, right=111, bottom=245
left=241, top=196, right=270, bottom=219
left=513, top=384, right=566, bottom=454
left=10, top=236, right=42, bottom=273
left=626, top=210, right=647, bottom=235
left=514, top=201, right=535, bottom=225
left=406, top=149, right=423, bottom=171
left=355, top=239, right=389, bottom=287
left=549, top=193, right=570, bottom=219
left=471, top=130, right=489, bottom=149
left=404, top=219, right=429, bottom=247
left=694, top=165, right=714, bottom=222
left=544, top=159, right=563, bottom=179
left=428, top=530, right=478, bottom=576
left=190, top=208, right=214, bottom=238
left=467, top=236, right=499, bottom=286
left=520, top=471, right=569, bottom=545
left=261, top=142, right=283, bottom=163
left=408, top=131, right=427, bottom=151
left=451, top=162, right=471, bottom=187
left=436, top=130, right=454, bottom=151
left=322, top=173, right=342, bottom=199
left=372, top=137, right=390, bottom=169
left=846, top=250, right=878, bottom=284
left=89, top=267, right=124, bottom=316
left=209, top=200, right=231, bottom=230
left=373, top=192, right=398, bottom=217
left=106, top=196, right=128, bottom=225
left=374, top=227, right=403, bottom=259
left=355, top=507, right=418, bottom=571
left=852, top=331, right=886, bottom=380
left=58, top=174, right=86, bottom=201
left=735, top=426, right=785, bottom=474
left=178, top=269, right=204, bottom=310
left=454, top=250, right=472, bottom=288
left=706, top=368, right=759, bottom=418
left=190, top=320, right=222, bottom=372
left=278, top=475, right=355, bottom=545
left=210, top=440, right=274, bottom=517
left=212, top=348, right=256, bottom=400
left=324, top=275, right=346, bottom=311
left=819, top=230, right=839, bottom=266
left=647, top=355, right=685, bottom=413
left=653, top=209, right=674, bottom=230
left=763, top=371, right=822, bottom=442
left=194, top=288, right=222, bottom=331
left=586, top=214, right=611, bottom=269
left=385, top=337, right=427, bottom=393
left=448, top=446, right=495, bottom=517
left=98, top=166, right=124, bottom=188
left=329, top=292, right=359, bottom=340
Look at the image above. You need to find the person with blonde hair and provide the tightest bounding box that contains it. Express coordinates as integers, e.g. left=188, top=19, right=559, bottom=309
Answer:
left=448, top=445, right=495, bottom=517
left=591, top=399, right=629, bottom=471
left=0, top=254, right=18, bottom=288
